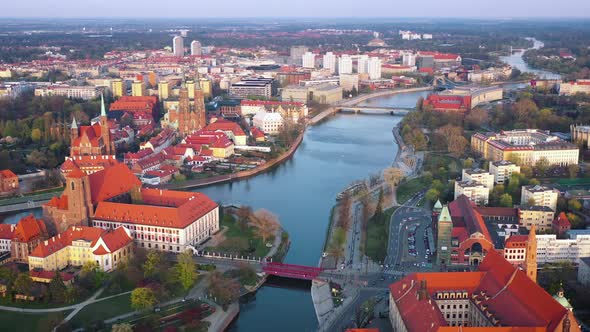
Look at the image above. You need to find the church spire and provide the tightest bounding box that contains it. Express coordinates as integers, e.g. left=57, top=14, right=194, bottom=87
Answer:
left=100, top=93, right=107, bottom=117
left=71, top=116, right=78, bottom=129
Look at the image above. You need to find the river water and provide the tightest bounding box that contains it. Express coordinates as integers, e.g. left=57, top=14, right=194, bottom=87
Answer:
left=195, top=90, right=430, bottom=331
left=499, top=37, right=562, bottom=80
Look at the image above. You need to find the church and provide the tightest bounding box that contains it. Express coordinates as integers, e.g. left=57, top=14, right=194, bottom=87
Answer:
left=69, top=94, right=115, bottom=156
left=161, top=79, right=206, bottom=136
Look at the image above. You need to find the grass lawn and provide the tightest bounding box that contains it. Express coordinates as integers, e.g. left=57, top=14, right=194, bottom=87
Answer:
left=206, top=214, right=272, bottom=258
left=396, top=177, right=430, bottom=204
left=69, top=293, right=132, bottom=329
left=365, top=207, right=396, bottom=264
left=0, top=310, right=71, bottom=332
left=0, top=292, right=89, bottom=309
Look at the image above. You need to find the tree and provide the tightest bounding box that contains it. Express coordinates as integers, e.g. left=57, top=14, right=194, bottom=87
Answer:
left=462, top=158, right=474, bottom=169
left=499, top=193, right=513, bottom=207
left=174, top=251, right=198, bottom=292
left=142, top=250, right=163, bottom=279
left=130, top=287, right=157, bottom=311
left=567, top=164, right=579, bottom=179
left=31, top=128, right=42, bottom=143
left=111, top=323, right=134, bottom=332
left=207, top=272, right=240, bottom=309
left=13, top=273, right=32, bottom=295
left=249, top=209, right=280, bottom=244
left=383, top=167, right=404, bottom=188
left=567, top=213, right=584, bottom=229
left=235, top=206, right=252, bottom=231
left=535, top=157, right=550, bottom=176
left=425, top=188, right=440, bottom=204
left=415, top=96, right=424, bottom=111
left=49, top=271, right=67, bottom=303
left=374, top=188, right=384, bottom=217
left=568, top=199, right=582, bottom=212
left=26, top=150, right=49, bottom=168
left=464, top=108, right=489, bottom=130
left=327, top=227, right=347, bottom=264
left=447, top=135, right=468, bottom=157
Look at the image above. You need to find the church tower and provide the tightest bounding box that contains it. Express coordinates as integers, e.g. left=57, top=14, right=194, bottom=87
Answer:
left=70, top=116, right=78, bottom=144
left=194, top=74, right=206, bottom=130
left=178, top=82, right=190, bottom=135
left=99, top=94, right=114, bottom=155
left=525, top=224, right=538, bottom=283
left=436, top=205, right=453, bottom=266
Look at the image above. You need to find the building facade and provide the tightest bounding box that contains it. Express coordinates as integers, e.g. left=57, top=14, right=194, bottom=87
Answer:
left=536, top=234, right=590, bottom=264
left=488, top=160, right=520, bottom=185
left=454, top=181, right=489, bottom=206
left=519, top=206, right=555, bottom=232
left=11, top=215, right=48, bottom=263
left=521, top=185, right=559, bottom=212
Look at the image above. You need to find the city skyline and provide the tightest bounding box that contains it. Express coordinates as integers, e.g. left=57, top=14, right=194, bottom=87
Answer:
left=2, top=0, right=590, bottom=18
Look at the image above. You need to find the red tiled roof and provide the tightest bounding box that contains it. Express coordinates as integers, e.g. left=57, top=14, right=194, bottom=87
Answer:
left=93, top=188, right=218, bottom=229
left=72, top=123, right=104, bottom=148
left=553, top=212, right=571, bottom=228
left=88, top=163, right=141, bottom=204
left=204, top=119, right=246, bottom=136
left=13, top=215, right=46, bottom=243
left=94, top=226, right=132, bottom=254
left=30, top=226, right=104, bottom=258
left=0, top=224, right=14, bottom=240
left=449, top=195, right=492, bottom=240
left=0, top=169, right=17, bottom=179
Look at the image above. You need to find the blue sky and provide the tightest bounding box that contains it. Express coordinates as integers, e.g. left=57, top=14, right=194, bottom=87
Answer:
left=2, top=0, right=590, bottom=18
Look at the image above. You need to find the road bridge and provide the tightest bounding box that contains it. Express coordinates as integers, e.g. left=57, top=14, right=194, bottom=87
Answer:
left=338, top=106, right=413, bottom=115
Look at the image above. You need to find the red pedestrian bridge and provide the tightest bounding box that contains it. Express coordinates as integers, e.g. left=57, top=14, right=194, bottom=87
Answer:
left=262, top=262, right=325, bottom=280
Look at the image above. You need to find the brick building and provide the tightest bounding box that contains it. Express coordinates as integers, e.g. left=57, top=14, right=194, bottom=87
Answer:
left=11, top=215, right=49, bottom=263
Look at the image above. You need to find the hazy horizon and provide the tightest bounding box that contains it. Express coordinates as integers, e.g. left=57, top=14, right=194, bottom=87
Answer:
left=2, top=0, right=590, bottom=19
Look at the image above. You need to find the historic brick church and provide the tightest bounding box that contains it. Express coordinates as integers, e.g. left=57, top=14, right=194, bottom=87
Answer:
left=70, top=94, right=115, bottom=156
left=161, top=79, right=206, bottom=136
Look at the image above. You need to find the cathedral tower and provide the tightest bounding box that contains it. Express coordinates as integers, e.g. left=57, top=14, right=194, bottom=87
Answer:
left=436, top=205, right=453, bottom=266
left=525, top=224, right=538, bottom=283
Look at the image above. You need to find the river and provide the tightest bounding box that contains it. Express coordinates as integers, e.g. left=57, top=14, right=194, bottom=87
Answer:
left=195, top=90, right=430, bottom=331
left=500, top=37, right=562, bottom=80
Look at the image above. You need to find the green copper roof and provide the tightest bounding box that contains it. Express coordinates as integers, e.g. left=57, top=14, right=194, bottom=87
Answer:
left=438, top=205, right=452, bottom=223
left=553, top=292, right=573, bottom=309
left=434, top=199, right=443, bottom=209
left=100, top=93, right=106, bottom=117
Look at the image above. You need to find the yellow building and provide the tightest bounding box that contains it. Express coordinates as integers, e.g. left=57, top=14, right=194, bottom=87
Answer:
left=111, top=79, right=124, bottom=98
left=186, top=80, right=196, bottom=99
left=132, top=80, right=145, bottom=97
left=519, top=206, right=555, bottom=232
left=199, top=78, right=212, bottom=97
left=28, top=226, right=133, bottom=272
left=0, top=68, right=12, bottom=79
left=159, top=81, right=170, bottom=100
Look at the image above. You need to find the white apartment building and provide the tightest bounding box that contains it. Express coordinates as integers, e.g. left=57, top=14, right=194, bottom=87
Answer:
left=521, top=185, right=559, bottom=211
left=461, top=168, right=494, bottom=191
left=454, top=181, right=489, bottom=205
left=338, top=55, right=353, bottom=74
left=322, top=52, right=337, bottom=74
left=302, top=52, right=316, bottom=69
left=253, top=111, right=284, bottom=134
left=191, top=40, right=202, bottom=56
left=518, top=206, right=555, bottom=232
left=402, top=53, right=416, bottom=67
left=368, top=57, right=382, bottom=80
left=173, top=36, right=184, bottom=57
left=34, top=85, right=102, bottom=100
left=489, top=160, right=520, bottom=185
left=357, top=55, right=369, bottom=74
left=536, top=234, right=590, bottom=264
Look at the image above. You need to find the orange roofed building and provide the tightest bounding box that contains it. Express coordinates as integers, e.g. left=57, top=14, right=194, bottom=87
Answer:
left=28, top=225, right=133, bottom=272
left=70, top=95, right=115, bottom=157
left=92, top=188, right=219, bottom=252
left=11, top=215, right=49, bottom=263
left=43, top=163, right=141, bottom=233
left=389, top=250, right=580, bottom=332
left=0, top=169, right=19, bottom=194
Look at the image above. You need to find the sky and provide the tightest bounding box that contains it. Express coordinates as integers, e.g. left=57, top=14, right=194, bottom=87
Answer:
left=2, top=0, right=590, bottom=18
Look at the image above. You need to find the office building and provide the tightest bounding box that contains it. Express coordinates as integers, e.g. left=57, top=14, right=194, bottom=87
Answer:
left=191, top=40, right=202, bottom=56
left=158, top=81, right=170, bottom=100
left=519, top=206, right=555, bottom=232
left=537, top=233, right=590, bottom=264
left=338, top=55, right=353, bottom=74
left=471, top=129, right=580, bottom=167
left=173, top=36, right=184, bottom=57
left=571, top=124, right=590, bottom=148
left=461, top=169, right=494, bottom=191
left=302, top=52, right=316, bottom=69
left=322, top=52, right=337, bottom=73
left=402, top=53, right=417, bottom=67
left=229, top=78, right=273, bottom=99
left=339, top=74, right=359, bottom=92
